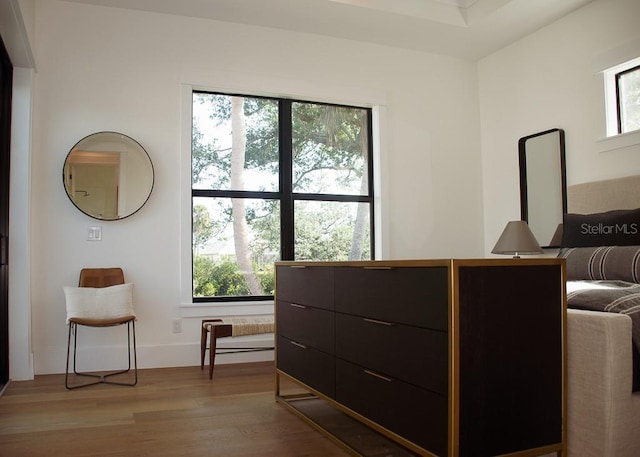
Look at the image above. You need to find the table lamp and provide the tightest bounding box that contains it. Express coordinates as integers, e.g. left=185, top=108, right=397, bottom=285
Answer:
left=491, top=220, right=543, bottom=258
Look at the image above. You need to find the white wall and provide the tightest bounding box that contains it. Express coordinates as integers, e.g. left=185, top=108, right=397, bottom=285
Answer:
left=9, top=67, right=34, bottom=381
left=2, top=0, right=36, bottom=382
left=479, top=0, right=640, bottom=255
left=25, top=0, right=483, bottom=374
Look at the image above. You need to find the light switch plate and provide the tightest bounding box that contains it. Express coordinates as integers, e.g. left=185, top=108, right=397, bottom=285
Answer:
left=88, top=226, right=102, bottom=241
left=172, top=319, right=182, bottom=333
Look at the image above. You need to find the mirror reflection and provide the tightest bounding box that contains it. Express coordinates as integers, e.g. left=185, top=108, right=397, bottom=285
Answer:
left=518, top=128, right=566, bottom=247
left=63, top=132, right=154, bottom=220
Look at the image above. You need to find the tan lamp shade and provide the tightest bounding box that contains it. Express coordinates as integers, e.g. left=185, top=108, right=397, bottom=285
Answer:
left=549, top=223, right=564, bottom=247
left=492, top=221, right=543, bottom=258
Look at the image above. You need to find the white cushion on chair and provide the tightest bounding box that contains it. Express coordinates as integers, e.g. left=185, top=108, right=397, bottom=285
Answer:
left=64, top=283, right=135, bottom=323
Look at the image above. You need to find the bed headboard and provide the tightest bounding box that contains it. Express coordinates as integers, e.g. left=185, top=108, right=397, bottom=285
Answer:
left=567, top=175, right=640, bottom=214
left=562, top=175, right=640, bottom=283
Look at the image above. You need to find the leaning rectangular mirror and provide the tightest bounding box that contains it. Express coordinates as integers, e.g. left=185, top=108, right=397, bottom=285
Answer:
left=519, top=128, right=566, bottom=248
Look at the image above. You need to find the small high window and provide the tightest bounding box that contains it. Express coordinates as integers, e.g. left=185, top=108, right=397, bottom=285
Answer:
left=616, top=64, right=640, bottom=134
left=604, top=57, right=640, bottom=136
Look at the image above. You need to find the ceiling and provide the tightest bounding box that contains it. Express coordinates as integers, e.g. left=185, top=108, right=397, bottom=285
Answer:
left=63, top=0, right=594, bottom=60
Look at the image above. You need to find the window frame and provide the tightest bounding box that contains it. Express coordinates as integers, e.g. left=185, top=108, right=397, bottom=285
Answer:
left=191, top=90, right=376, bottom=303
left=603, top=56, right=640, bottom=139
left=615, top=63, right=640, bottom=135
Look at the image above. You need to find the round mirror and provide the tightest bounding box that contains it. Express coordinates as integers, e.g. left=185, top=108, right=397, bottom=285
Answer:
left=63, top=132, right=154, bottom=220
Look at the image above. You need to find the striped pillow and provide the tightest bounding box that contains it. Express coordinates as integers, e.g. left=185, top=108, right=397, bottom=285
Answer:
left=559, top=246, right=640, bottom=282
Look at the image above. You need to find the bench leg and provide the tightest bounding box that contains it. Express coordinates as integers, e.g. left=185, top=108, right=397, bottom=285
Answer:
left=200, top=324, right=208, bottom=370
left=209, top=327, right=219, bottom=380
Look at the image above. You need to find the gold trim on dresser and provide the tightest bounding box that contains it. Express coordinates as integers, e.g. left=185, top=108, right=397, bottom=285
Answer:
left=275, top=258, right=566, bottom=457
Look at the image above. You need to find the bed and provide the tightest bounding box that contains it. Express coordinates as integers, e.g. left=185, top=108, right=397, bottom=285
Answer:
left=558, top=174, right=640, bottom=457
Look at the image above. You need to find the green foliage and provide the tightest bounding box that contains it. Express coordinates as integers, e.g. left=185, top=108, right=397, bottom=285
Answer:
left=292, top=102, right=367, bottom=191
left=193, top=93, right=279, bottom=188
left=255, top=265, right=275, bottom=296
left=193, top=255, right=275, bottom=297
left=192, top=120, right=229, bottom=187
left=294, top=202, right=370, bottom=261
left=193, top=255, right=218, bottom=296
left=244, top=98, right=279, bottom=170
left=192, top=204, right=218, bottom=251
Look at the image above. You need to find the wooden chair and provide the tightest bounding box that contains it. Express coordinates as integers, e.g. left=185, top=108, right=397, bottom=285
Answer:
left=64, top=268, right=137, bottom=389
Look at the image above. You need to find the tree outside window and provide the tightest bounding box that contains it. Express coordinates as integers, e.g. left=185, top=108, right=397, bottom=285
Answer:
left=192, top=92, right=374, bottom=301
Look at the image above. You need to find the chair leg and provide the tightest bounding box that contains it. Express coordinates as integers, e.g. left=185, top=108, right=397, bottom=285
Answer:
left=65, top=321, right=138, bottom=389
left=66, top=323, right=101, bottom=389
left=104, top=320, right=137, bottom=387
left=65, top=323, right=81, bottom=389
left=103, top=320, right=137, bottom=387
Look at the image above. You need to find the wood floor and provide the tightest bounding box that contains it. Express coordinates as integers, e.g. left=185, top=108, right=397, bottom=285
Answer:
left=0, top=362, right=351, bottom=457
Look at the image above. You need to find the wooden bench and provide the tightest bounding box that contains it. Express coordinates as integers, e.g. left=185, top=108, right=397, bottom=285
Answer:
left=200, top=315, right=275, bottom=379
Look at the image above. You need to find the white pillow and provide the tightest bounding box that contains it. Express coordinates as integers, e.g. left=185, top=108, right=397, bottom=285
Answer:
left=64, top=283, right=135, bottom=323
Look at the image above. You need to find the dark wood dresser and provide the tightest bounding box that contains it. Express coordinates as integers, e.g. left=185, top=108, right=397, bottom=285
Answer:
left=275, top=258, right=566, bottom=457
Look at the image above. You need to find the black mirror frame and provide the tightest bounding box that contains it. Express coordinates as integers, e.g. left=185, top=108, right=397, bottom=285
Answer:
left=62, top=131, right=154, bottom=221
left=518, top=128, right=567, bottom=248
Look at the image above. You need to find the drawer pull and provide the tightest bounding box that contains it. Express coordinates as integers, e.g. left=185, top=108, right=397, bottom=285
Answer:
left=289, top=303, right=307, bottom=309
left=363, top=318, right=395, bottom=326
left=290, top=265, right=307, bottom=269
left=290, top=341, right=307, bottom=349
left=364, top=370, right=394, bottom=382
left=363, top=266, right=392, bottom=270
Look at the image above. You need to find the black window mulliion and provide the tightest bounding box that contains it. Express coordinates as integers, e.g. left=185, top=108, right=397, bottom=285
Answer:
left=191, top=91, right=374, bottom=302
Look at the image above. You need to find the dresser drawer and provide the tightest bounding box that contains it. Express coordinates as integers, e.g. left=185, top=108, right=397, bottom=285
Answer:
left=334, top=267, right=448, bottom=330
left=276, top=300, right=334, bottom=354
left=335, top=358, right=448, bottom=456
left=277, top=335, right=335, bottom=398
left=276, top=265, right=334, bottom=311
left=335, top=313, right=448, bottom=394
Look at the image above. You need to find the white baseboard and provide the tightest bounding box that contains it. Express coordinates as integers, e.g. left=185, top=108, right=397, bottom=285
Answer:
left=35, top=336, right=275, bottom=375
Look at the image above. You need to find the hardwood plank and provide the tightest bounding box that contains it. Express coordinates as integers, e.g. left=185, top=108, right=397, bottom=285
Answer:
left=0, top=362, right=349, bottom=457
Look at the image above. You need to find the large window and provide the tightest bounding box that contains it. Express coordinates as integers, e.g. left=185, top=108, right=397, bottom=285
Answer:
left=191, top=92, right=374, bottom=302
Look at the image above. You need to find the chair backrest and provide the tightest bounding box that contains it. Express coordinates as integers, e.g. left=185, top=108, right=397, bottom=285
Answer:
left=79, top=268, right=125, bottom=288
